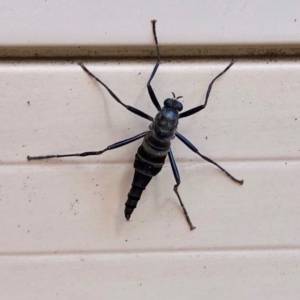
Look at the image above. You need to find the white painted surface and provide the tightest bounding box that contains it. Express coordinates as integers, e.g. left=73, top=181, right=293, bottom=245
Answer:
left=1, top=252, right=299, bottom=300
left=0, top=60, right=300, bottom=298
left=0, top=0, right=300, bottom=46
left=1, top=2, right=300, bottom=297
left=1, top=60, right=299, bottom=162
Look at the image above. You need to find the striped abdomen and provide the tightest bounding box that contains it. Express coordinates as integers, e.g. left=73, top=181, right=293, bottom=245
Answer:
left=125, top=131, right=171, bottom=220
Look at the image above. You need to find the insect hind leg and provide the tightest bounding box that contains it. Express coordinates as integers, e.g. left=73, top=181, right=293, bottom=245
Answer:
left=168, top=149, right=196, bottom=230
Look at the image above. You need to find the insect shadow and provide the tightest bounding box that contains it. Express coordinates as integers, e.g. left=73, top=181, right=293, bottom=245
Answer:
left=28, top=20, right=243, bottom=231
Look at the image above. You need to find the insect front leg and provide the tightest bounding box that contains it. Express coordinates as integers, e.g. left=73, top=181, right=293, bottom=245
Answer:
left=179, top=60, right=235, bottom=119
left=78, top=62, right=153, bottom=121
left=147, top=20, right=162, bottom=111
left=168, top=149, right=196, bottom=230
left=27, top=131, right=149, bottom=161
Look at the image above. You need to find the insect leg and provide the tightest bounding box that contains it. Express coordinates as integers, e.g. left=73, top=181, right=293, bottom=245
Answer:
left=179, top=60, right=235, bottom=119
left=168, top=149, right=196, bottom=230
left=175, top=131, right=244, bottom=184
left=78, top=62, right=153, bottom=121
left=27, top=131, right=149, bottom=161
left=147, top=20, right=162, bottom=111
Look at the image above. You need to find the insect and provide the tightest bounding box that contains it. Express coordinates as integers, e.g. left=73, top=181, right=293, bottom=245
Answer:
left=27, top=20, right=243, bottom=230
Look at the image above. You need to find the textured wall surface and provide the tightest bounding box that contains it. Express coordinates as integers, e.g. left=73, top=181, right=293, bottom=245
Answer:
left=0, top=1, right=300, bottom=299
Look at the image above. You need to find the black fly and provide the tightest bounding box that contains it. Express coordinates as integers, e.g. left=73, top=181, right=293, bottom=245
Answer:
left=27, top=20, right=243, bottom=230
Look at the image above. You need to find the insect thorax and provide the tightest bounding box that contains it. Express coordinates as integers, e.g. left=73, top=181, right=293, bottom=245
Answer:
left=150, top=107, right=179, bottom=140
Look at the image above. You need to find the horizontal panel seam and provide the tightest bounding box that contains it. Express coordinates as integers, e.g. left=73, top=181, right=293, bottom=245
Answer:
left=0, top=159, right=300, bottom=167
left=1, top=247, right=300, bottom=258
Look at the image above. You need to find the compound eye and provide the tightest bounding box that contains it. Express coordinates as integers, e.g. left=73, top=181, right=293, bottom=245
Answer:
left=175, top=102, right=183, bottom=111
left=164, top=98, right=173, bottom=108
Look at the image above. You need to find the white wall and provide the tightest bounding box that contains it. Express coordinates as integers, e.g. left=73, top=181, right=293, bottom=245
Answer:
left=0, top=1, right=299, bottom=299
